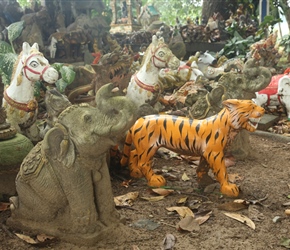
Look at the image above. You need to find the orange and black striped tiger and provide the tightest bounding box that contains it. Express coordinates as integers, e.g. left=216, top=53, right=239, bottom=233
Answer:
left=120, top=99, right=265, bottom=197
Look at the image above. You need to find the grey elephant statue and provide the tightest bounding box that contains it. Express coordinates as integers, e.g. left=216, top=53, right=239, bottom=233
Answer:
left=8, top=83, right=137, bottom=245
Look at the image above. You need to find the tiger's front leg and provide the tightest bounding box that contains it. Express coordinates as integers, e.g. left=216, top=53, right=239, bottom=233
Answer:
left=206, top=152, right=240, bottom=197
left=139, top=161, right=166, bottom=187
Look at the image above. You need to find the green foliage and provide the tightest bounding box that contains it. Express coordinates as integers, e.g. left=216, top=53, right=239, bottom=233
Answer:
left=219, top=14, right=282, bottom=59
left=52, top=63, right=76, bottom=93
left=147, top=0, right=202, bottom=26
left=280, top=34, right=290, bottom=54
left=0, top=53, right=17, bottom=86
left=6, top=20, right=24, bottom=53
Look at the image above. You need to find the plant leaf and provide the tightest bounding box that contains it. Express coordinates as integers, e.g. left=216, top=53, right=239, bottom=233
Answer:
left=224, top=212, right=255, bottom=230
left=161, top=234, right=175, bottom=250
left=181, top=172, right=190, bottom=181
left=166, top=206, right=194, bottom=217
left=177, top=216, right=200, bottom=232
left=152, top=188, right=174, bottom=196
left=7, top=21, right=24, bottom=48
left=141, top=196, right=165, bottom=202
left=114, top=191, right=139, bottom=207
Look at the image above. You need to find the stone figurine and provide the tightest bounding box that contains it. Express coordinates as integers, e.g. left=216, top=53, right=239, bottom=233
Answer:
left=8, top=83, right=137, bottom=245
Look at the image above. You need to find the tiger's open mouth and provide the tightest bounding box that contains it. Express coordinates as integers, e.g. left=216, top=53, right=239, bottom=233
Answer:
left=249, top=118, right=261, bottom=129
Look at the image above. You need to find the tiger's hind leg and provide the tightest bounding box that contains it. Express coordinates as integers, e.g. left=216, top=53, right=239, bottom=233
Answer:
left=196, top=157, right=216, bottom=188
left=128, top=149, right=143, bottom=178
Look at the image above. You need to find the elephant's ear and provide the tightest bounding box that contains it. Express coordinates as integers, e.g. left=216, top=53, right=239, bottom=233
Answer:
left=42, top=123, right=75, bottom=168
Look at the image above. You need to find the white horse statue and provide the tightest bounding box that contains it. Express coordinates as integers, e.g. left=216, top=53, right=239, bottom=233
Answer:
left=126, top=35, right=180, bottom=107
left=3, top=42, right=59, bottom=142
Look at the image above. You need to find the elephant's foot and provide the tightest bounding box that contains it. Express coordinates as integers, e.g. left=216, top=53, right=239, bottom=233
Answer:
left=147, top=174, right=166, bottom=187
left=220, top=182, right=240, bottom=197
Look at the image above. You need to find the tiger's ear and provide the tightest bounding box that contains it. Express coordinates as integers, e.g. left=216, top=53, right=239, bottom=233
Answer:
left=222, top=99, right=240, bottom=111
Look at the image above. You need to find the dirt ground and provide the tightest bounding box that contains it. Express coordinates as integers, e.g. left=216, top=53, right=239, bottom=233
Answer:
left=1, top=132, right=290, bottom=250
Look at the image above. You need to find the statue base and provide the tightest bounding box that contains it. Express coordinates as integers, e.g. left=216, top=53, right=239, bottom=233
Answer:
left=7, top=216, right=132, bottom=247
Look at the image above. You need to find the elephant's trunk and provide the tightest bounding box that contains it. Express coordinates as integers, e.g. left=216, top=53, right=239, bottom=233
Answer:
left=94, top=83, right=137, bottom=137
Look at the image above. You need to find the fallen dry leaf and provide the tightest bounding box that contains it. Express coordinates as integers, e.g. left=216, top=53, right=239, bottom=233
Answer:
left=217, top=201, right=248, bottom=211
left=132, top=245, right=140, bottom=250
left=152, top=188, right=174, bottom=197
left=114, top=192, right=139, bottom=207
left=224, top=212, right=255, bottom=230
left=121, top=179, right=133, bottom=188
left=0, top=202, right=10, bottom=211
left=194, top=210, right=212, bottom=225
left=141, top=196, right=165, bottom=202
left=166, top=206, right=194, bottom=217
left=181, top=172, right=190, bottom=181
left=228, top=173, right=243, bottom=183
left=15, top=233, right=38, bottom=244
left=177, top=216, right=200, bottom=232
left=161, top=233, right=176, bottom=250
left=36, top=234, right=55, bottom=242
left=176, top=197, right=188, bottom=205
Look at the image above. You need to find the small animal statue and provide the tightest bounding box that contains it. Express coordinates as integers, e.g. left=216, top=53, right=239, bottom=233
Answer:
left=121, top=99, right=265, bottom=197
left=194, top=52, right=244, bottom=79
left=3, top=42, right=59, bottom=142
left=254, top=71, right=290, bottom=120
left=158, top=60, right=204, bottom=90
left=126, top=35, right=180, bottom=107
left=49, top=36, right=58, bottom=59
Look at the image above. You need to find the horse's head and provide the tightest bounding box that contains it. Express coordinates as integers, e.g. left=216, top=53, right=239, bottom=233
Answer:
left=20, top=42, right=58, bottom=84
left=148, top=35, right=180, bottom=70
left=197, top=51, right=217, bottom=66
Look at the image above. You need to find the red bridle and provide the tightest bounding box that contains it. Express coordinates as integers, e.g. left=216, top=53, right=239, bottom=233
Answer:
left=22, top=53, right=50, bottom=81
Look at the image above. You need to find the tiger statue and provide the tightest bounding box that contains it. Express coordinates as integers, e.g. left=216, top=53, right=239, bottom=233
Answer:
left=120, top=99, right=265, bottom=197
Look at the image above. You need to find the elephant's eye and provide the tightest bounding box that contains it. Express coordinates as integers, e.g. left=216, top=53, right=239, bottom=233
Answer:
left=83, top=114, right=92, bottom=123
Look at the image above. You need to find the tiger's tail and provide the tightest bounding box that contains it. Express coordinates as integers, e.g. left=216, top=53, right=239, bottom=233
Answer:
left=120, top=129, right=133, bottom=166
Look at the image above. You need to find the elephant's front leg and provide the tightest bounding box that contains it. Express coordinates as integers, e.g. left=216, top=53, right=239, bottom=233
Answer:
left=59, top=166, right=104, bottom=233
left=205, top=151, right=240, bottom=197
left=94, top=156, right=120, bottom=226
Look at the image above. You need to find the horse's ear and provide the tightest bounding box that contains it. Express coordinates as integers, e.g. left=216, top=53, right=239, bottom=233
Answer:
left=152, top=35, right=158, bottom=45
left=31, top=43, right=39, bottom=51
left=158, top=37, right=165, bottom=43
left=22, top=42, right=31, bottom=55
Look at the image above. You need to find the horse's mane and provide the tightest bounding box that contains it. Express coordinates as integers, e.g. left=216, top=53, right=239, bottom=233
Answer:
left=11, top=51, right=23, bottom=80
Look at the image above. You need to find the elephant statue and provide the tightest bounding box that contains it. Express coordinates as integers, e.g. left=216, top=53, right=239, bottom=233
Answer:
left=7, top=83, right=137, bottom=245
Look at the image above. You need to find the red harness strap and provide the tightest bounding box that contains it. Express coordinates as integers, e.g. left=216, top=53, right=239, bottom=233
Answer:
left=22, top=53, right=50, bottom=81
left=134, top=74, right=157, bottom=93
left=3, top=90, right=38, bottom=112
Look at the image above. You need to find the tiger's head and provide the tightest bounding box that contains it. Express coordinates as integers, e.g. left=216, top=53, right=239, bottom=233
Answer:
left=223, top=99, right=265, bottom=132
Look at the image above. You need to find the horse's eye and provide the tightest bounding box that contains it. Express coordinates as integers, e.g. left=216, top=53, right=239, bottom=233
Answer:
left=158, top=51, right=165, bottom=57
left=29, top=61, right=39, bottom=68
